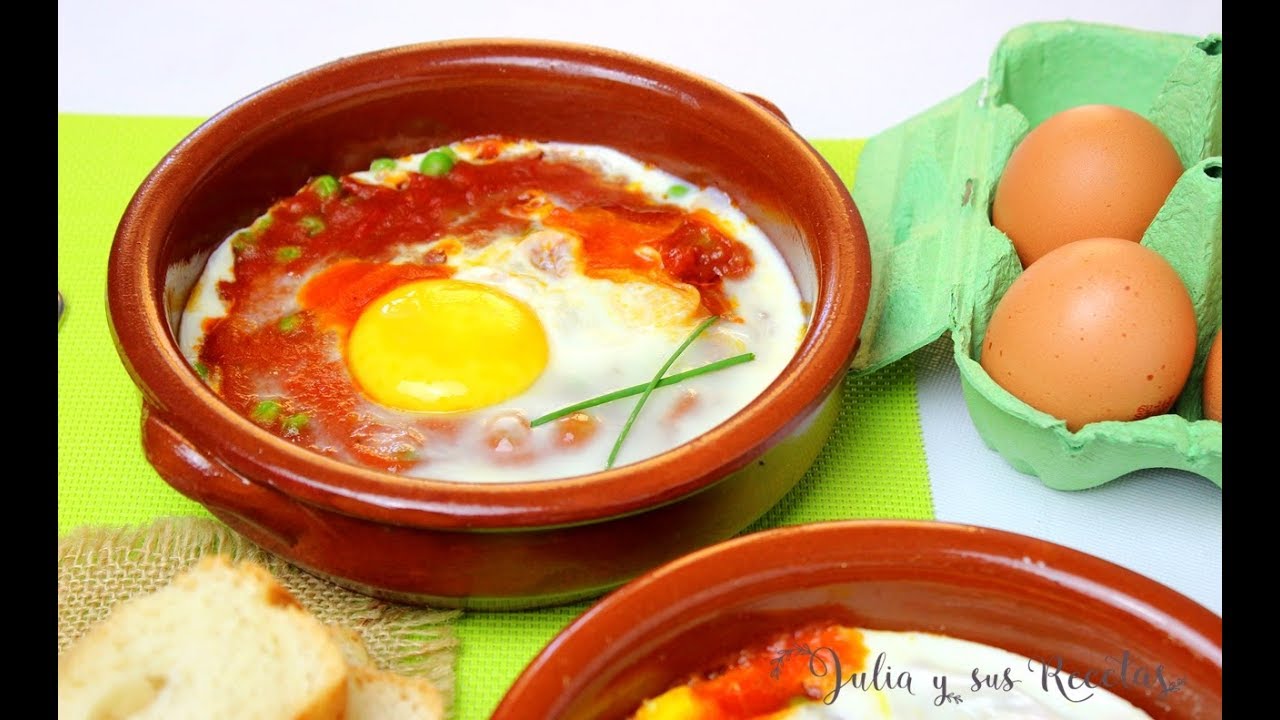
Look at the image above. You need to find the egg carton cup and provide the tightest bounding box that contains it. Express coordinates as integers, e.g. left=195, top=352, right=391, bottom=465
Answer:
left=850, top=21, right=1222, bottom=490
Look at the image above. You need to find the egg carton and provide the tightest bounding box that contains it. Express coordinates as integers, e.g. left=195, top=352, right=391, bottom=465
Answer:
left=850, top=21, right=1222, bottom=489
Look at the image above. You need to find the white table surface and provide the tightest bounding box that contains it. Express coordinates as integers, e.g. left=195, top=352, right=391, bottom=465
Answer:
left=58, top=0, right=1223, bottom=615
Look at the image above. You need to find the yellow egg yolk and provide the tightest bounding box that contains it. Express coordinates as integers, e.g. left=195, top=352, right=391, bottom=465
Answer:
left=346, top=279, right=549, bottom=413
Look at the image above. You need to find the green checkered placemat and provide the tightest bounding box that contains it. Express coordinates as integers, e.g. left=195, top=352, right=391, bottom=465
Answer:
left=57, top=114, right=933, bottom=719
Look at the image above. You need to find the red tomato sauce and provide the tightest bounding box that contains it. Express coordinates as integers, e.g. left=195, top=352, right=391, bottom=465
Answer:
left=296, top=259, right=454, bottom=333
left=195, top=139, right=756, bottom=472
left=636, top=623, right=868, bottom=719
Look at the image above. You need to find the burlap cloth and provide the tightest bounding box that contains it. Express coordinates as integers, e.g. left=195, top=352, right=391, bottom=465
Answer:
left=57, top=516, right=460, bottom=713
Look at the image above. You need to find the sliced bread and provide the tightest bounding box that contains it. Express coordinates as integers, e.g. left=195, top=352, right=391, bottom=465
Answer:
left=326, top=624, right=376, bottom=668
left=58, top=556, right=348, bottom=720
left=325, top=623, right=446, bottom=719
left=346, top=665, right=446, bottom=719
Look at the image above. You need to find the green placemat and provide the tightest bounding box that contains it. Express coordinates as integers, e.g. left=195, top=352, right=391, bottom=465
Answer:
left=57, top=115, right=933, bottom=719
left=58, top=115, right=212, bottom=530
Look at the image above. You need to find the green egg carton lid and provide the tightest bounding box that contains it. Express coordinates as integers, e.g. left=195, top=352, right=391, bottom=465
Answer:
left=849, top=20, right=1222, bottom=490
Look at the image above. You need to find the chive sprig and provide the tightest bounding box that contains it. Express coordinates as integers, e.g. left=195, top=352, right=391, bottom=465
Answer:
left=530, top=352, right=754, bottom=428
left=605, top=316, right=720, bottom=470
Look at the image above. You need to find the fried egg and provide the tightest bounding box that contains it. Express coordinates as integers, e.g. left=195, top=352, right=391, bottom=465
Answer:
left=179, top=138, right=806, bottom=481
left=633, top=627, right=1154, bottom=720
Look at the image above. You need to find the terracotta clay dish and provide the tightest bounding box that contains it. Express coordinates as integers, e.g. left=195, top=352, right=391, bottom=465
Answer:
left=106, top=40, right=871, bottom=608
left=495, top=521, right=1222, bottom=718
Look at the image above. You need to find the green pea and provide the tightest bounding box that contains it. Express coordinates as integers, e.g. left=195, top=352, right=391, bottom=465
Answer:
left=230, top=231, right=256, bottom=253
left=193, top=361, right=209, bottom=380
left=281, top=413, right=309, bottom=435
left=667, top=184, right=690, bottom=198
left=419, top=150, right=455, bottom=177
left=298, top=215, right=326, bottom=237
left=311, top=175, right=340, bottom=198
left=251, top=214, right=275, bottom=235
left=278, top=314, right=301, bottom=333
left=370, top=157, right=398, bottom=173
left=251, top=399, right=281, bottom=424
left=276, top=246, right=303, bottom=262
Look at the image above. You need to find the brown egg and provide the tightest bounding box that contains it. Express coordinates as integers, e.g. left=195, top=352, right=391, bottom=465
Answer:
left=1203, top=329, right=1222, bottom=421
left=992, top=105, right=1184, bottom=267
left=980, top=238, right=1197, bottom=431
